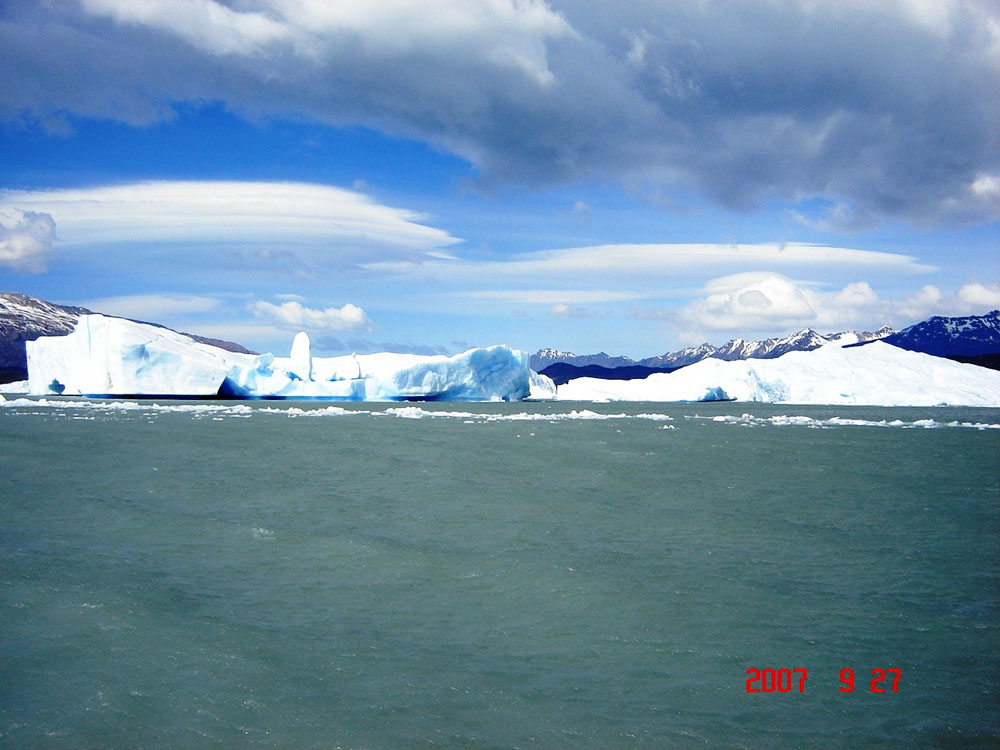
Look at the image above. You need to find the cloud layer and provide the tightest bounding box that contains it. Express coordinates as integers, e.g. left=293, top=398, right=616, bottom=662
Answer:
left=0, top=210, right=56, bottom=272
left=83, top=293, right=222, bottom=321
left=251, top=299, right=373, bottom=333
left=0, top=181, right=458, bottom=252
left=383, top=242, right=937, bottom=288
left=673, top=273, right=1000, bottom=342
left=2, top=0, right=997, bottom=225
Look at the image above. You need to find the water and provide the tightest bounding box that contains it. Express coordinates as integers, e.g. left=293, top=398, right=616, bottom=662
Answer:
left=1, top=398, right=998, bottom=748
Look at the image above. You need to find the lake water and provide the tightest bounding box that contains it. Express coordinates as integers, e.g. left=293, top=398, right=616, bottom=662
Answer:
left=1, top=398, right=998, bottom=748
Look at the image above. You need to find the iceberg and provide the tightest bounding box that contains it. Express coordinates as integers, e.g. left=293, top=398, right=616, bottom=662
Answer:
left=26, top=314, right=546, bottom=401
left=556, top=342, right=1000, bottom=407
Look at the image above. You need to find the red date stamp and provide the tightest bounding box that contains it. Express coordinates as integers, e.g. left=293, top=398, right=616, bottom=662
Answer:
left=745, top=668, right=900, bottom=693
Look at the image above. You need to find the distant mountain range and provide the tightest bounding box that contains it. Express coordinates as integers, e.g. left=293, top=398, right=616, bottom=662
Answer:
left=534, top=311, right=1000, bottom=382
left=531, top=326, right=896, bottom=371
left=0, top=292, right=254, bottom=383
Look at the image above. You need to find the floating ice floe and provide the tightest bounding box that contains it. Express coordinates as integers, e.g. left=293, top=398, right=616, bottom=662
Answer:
left=25, top=314, right=553, bottom=401
left=0, top=380, right=28, bottom=393
left=2, top=395, right=998, bottom=429
left=688, top=413, right=1000, bottom=430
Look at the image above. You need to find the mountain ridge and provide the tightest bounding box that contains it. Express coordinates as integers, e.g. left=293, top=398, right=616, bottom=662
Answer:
left=870, top=310, right=1000, bottom=357
left=531, top=325, right=897, bottom=371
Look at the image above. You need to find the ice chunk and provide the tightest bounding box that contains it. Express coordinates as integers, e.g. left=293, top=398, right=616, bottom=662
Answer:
left=0, top=380, right=28, bottom=394
left=288, top=331, right=312, bottom=381
left=528, top=369, right=558, bottom=400
left=27, top=314, right=253, bottom=396
left=27, top=315, right=536, bottom=401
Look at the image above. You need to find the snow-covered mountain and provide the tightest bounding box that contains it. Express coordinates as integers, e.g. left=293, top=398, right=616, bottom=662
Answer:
left=557, top=341, right=1000, bottom=407
left=877, top=310, right=1000, bottom=357
left=0, top=292, right=253, bottom=383
left=530, top=348, right=636, bottom=370
left=535, top=325, right=896, bottom=371
left=637, top=343, right=719, bottom=369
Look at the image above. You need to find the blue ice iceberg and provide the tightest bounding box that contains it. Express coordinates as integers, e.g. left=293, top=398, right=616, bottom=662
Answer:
left=26, top=314, right=551, bottom=401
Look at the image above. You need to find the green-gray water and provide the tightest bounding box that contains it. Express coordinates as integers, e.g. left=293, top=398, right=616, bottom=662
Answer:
left=2, top=398, right=998, bottom=748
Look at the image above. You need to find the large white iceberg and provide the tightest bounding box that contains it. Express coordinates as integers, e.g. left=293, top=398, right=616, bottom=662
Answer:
left=26, top=314, right=545, bottom=401
left=556, top=342, right=1000, bottom=407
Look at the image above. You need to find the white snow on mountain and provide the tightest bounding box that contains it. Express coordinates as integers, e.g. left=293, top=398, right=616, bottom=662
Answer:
left=544, top=325, right=898, bottom=371
left=27, top=314, right=543, bottom=401
left=557, top=342, right=1000, bottom=406
left=0, top=292, right=86, bottom=335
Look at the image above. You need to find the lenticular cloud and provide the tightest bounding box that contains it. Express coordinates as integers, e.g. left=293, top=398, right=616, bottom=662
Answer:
left=0, top=181, right=460, bottom=254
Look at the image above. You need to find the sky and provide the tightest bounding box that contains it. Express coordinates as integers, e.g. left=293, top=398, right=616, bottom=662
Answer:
left=0, top=0, right=998, bottom=360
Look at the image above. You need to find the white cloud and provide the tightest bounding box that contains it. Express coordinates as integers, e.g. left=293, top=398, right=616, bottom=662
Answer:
left=956, top=282, right=1000, bottom=309
left=0, top=181, right=460, bottom=254
left=79, top=0, right=572, bottom=85
left=83, top=293, right=223, bottom=320
left=79, top=0, right=291, bottom=56
left=409, top=242, right=937, bottom=283
left=250, top=299, right=373, bottom=333
left=4, top=1, right=998, bottom=224
left=456, top=289, right=647, bottom=305
left=679, top=273, right=822, bottom=334
left=0, top=210, right=56, bottom=272
left=938, top=173, right=1000, bottom=223
left=550, top=303, right=591, bottom=318
left=674, top=273, right=1000, bottom=341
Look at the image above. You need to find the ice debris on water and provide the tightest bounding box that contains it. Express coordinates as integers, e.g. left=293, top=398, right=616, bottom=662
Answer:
left=690, top=413, right=1000, bottom=430
left=2, top=396, right=997, bottom=429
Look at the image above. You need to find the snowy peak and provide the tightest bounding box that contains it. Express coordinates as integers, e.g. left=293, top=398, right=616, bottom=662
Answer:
left=530, top=348, right=635, bottom=370
left=880, top=310, right=1000, bottom=357
left=561, top=326, right=896, bottom=371
left=640, top=343, right=718, bottom=369
left=535, top=347, right=575, bottom=359
left=712, top=328, right=830, bottom=361
left=864, top=325, right=896, bottom=342
left=0, top=292, right=91, bottom=339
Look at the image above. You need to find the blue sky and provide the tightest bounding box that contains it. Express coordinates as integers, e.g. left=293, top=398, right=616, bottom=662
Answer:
left=1, top=1, right=998, bottom=359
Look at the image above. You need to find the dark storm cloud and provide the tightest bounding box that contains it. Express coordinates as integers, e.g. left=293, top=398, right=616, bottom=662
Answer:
left=1, top=0, right=997, bottom=226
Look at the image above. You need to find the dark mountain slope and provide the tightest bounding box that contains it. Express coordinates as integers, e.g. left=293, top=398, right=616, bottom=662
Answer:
left=878, top=310, right=1000, bottom=357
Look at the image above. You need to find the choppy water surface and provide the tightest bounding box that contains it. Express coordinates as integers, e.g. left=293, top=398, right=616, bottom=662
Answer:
left=1, top=398, right=998, bottom=748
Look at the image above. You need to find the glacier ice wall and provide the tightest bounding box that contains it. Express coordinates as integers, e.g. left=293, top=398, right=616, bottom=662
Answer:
left=27, top=314, right=544, bottom=401
left=556, top=342, right=1000, bottom=407
left=27, top=315, right=252, bottom=397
